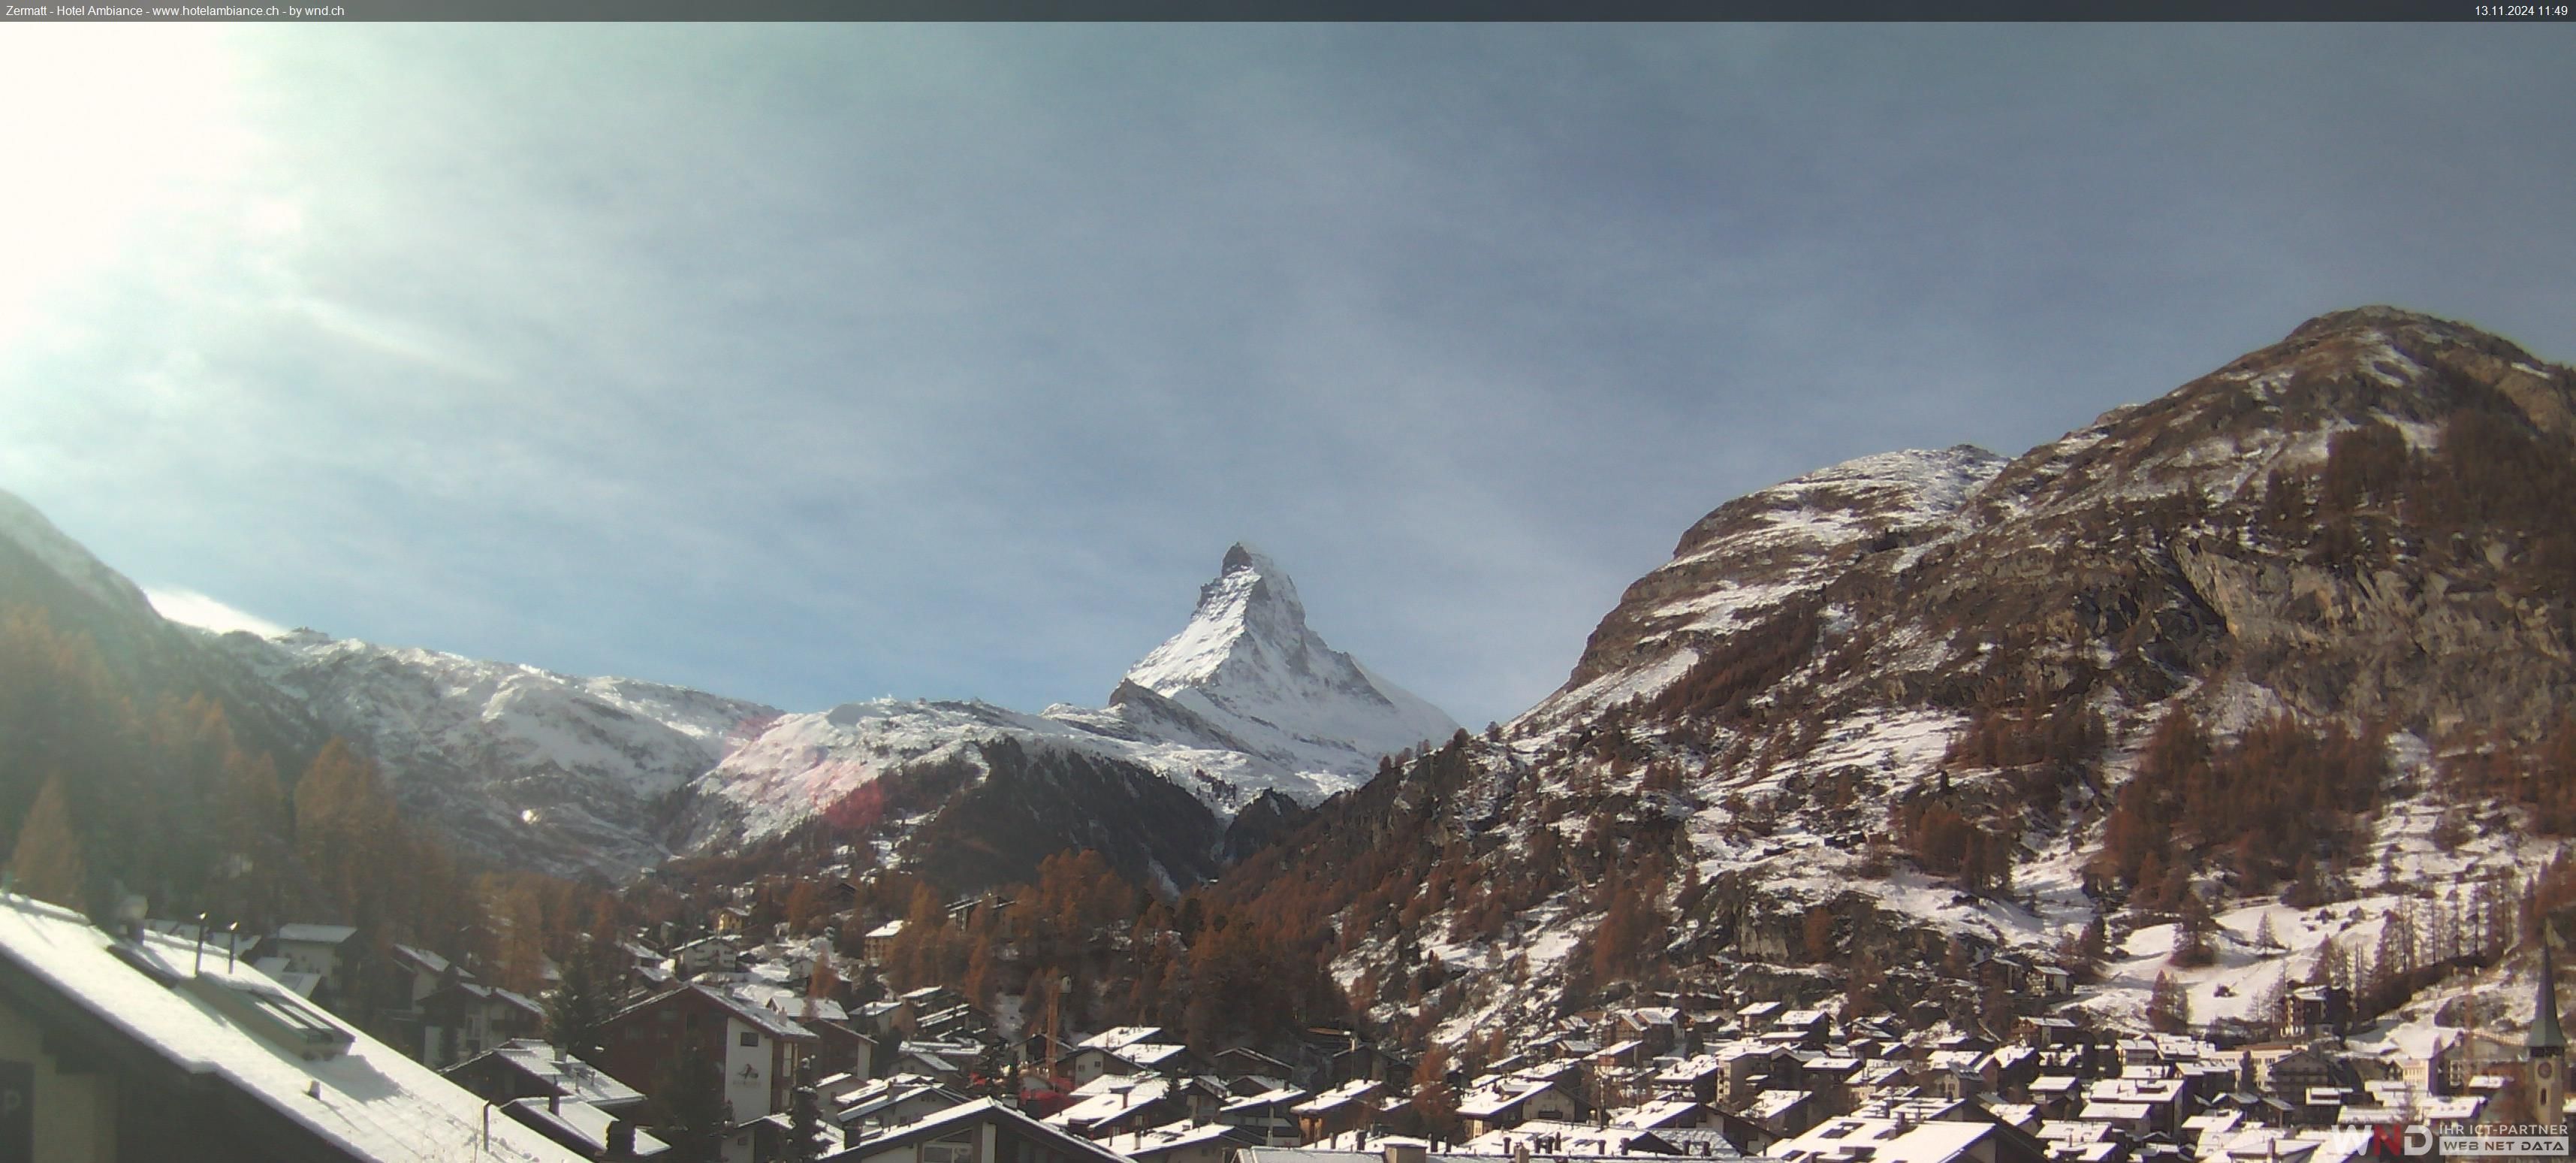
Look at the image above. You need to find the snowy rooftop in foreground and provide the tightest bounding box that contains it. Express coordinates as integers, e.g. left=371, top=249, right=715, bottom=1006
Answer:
left=0, top=892, right=582, bottom=1162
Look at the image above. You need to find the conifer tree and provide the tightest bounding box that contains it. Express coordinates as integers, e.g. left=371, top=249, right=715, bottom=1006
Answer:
left=2148, top=971, right=2191, bottom=1034
left=2170, top=890, right=2218, bottom=968
left=546, top=932, right=618, bottom=1062
left=11, top=773, right=88, bottom=911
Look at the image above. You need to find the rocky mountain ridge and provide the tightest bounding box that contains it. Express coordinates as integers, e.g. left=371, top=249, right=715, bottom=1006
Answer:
left=0, top=501, right=1453, bottom=886
left=1208, top=306, right=2576, bottom=1061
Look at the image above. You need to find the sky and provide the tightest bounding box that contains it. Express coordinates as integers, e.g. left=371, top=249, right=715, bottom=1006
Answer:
left=0, top=25, right=2571, bottom=729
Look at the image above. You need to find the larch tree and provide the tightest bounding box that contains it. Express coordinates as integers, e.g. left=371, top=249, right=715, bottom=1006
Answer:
left=11, top=773, right=89, bottom=912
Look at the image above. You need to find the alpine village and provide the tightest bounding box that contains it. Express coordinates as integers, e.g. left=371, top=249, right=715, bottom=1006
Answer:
left=5, top=307, right=2574, bottom=1163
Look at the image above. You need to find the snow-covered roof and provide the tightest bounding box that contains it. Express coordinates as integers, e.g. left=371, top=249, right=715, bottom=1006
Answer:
left=505, top=1096, right=671, bottom=1158
left=1119, top=1041, right=1190, bottom=1068
left=1050, top=1077, right=1175, bottom=1128
left=692, top=983, right=816, bottom=1041
left=477, top=1039, right=647, bottom=1109
left=274, top=923, right=360, bottom=945
left=1608, top=1099, right=1705, bottom=1128
left=849, top=1098, right=1127, bottom=1163
left=1776, top=1117, right=1997, bottom=1163
left=1099, top=1119, right=1241, bottom=1157
left=1461, top=1121, right=1659, bottom=1157
left=1078, top=1025, right=1168, bottom=1052
left=0, top=893, right=582, bottom=1162
left=252, top=956, right=324, bottom=998
left=1225, top=1086, right=1310, bottom=1113
left=1745, top=1089, right=1812, bottom=1120
left=390, top=943, right=455, bottom=977
left=1457, top=1080, right=1555, bottom=1119
left=1291, top=1080, right=1376, bottom=1114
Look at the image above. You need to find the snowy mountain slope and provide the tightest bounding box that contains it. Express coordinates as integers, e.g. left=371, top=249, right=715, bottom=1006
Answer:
left=1522, top=445, right=2006, bottom=733
left=674, top=547, right=1459, bottom=867
left=1214, top=307, right=2576, bottom=1051
left=0, top=491, right=168, bottom=625
left=0, top=488, right=324, bottom=770
left=2, top=487, right=1452, bottom=884
left=214, top=630, right=780, bottom=878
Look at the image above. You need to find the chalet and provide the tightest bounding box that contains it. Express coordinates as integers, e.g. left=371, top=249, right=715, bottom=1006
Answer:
left=672, top=935, right=741, bottom=977
left=1292, top=1079, right=1380, bottom=1143
left=887, top=1044, right=975, bottom=1087
left=598, top=983, right=819, bottom=1123
left=420, top=979, right=546, bottom=1068
left=831, top=1074, right=973, bottom=1134
left=1212, top=1046, right=1295, bottom=1083
left=1302, top=1025, right=1410, bottom=1087
left=1456, top=1078, right=1582, bottom=1137
left=1617, top=1007, right=1685, bottom=1056
left=267, top=922, right=360, bottom=1007
left=1220, top=1086, right=1311, bottom=1146
left=388, top=941, right=463, bottom=1009
left=1058, top=1026, right=1171, bottom=1085
left=2257, top=1046, right=2346, bottom=1105
left=856, top=998, right=914, bottom=1038
left=821, top=1096, right=1130, bottom=1163
left=1048, top=1075, right=1182, bottom=1140
left=0, top=893, right=587, bottom=1161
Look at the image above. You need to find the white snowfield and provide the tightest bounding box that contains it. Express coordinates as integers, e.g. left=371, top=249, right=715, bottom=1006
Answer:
left=689, top=545, right=1460, bottom=845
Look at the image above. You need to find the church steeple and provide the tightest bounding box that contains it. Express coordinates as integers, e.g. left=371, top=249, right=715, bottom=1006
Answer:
left=2531, top=927, right=2566, bottom=1132
left=2536, top=932, right=2568, bottom=1057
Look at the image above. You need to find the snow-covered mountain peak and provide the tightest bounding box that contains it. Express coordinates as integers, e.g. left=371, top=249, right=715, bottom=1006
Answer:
left=1114, top=545, right=1458, bottom=778
left=1125, top=542, right=1311, bottom=695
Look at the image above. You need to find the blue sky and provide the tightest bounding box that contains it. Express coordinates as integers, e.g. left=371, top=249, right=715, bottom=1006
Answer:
left=2, top=25, right=2570, bottom=728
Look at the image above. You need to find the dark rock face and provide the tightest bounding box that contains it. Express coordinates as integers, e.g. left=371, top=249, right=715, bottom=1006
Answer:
left=894, top=738, right=1228, bottom=896
left=1219, top=789, right=1316, bottom=864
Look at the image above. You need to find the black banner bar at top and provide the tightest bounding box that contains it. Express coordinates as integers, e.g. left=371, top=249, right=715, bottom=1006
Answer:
left=4, top=0, right=2568, bottom=22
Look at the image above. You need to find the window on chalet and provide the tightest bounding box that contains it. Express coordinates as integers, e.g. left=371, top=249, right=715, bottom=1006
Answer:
left=923, top=1133, right=977, bottom=1163
left=741, top=1031, right=760, bottom=1048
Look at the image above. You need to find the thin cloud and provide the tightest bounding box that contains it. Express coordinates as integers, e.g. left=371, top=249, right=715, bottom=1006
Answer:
left=143, top=587, right=289, bottom=639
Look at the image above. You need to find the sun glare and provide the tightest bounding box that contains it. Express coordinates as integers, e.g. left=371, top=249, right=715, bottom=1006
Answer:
left=0, top=26, right=252, bottom=348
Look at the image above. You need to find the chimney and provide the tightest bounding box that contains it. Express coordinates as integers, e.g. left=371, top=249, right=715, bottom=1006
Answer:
left=606, top=1119, right=638, bottom=1160
left=1384, top=1143, right=1428, bottom=1163
left=547, top=1093, right=560, bottom=1115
